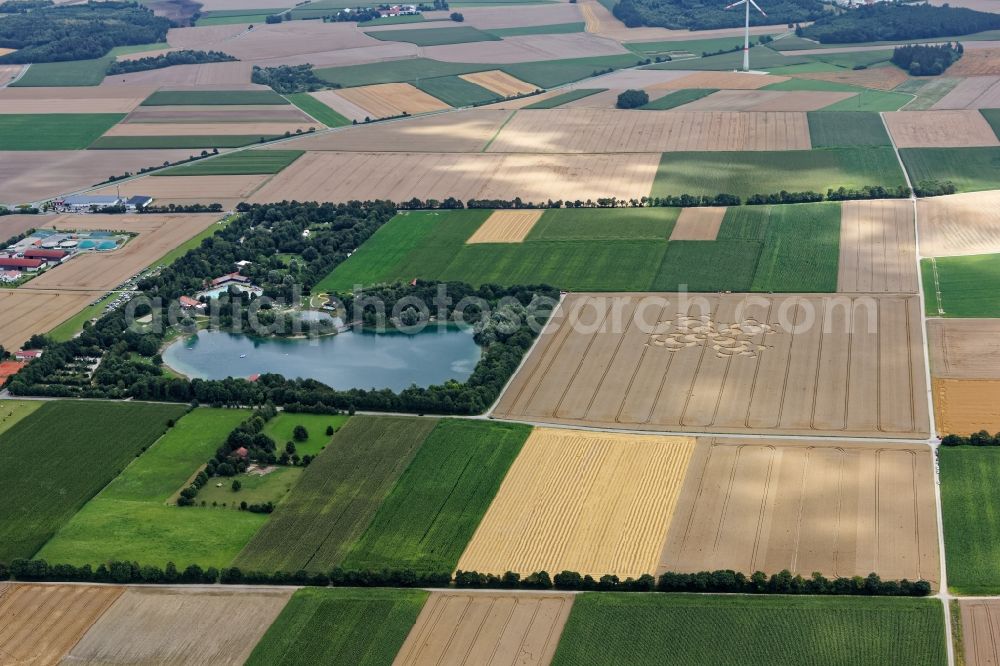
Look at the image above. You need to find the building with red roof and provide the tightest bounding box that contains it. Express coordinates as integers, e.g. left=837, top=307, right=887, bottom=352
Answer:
left=0, top=257, right=43, bottom=271
left=24, top=249, right=68, bottom=262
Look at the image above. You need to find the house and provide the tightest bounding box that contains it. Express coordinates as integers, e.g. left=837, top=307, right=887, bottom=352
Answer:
left=24, top=248, right=68, bottom=263
left=15, top=349, right=43, bottom=361
left=124, top=195, right=153, bottom=211
left=0, top=270, right=21, bottom=283
left=179, top=295, right=206, bottom=311
left=234, top=446, right=249, bottom=459
left=211, top=272, right=251, bottom=288
left=234, top=260, right=252, bottom=269
left=57, top=195, right=122, bottom=212
left=0, top=257, right=43, bottom=271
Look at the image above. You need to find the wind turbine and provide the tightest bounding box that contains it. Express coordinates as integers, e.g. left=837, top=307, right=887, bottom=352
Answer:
left=725, top=0, right=767, bottom=72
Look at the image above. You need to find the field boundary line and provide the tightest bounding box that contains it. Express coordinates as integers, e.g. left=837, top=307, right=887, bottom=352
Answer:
left=481, top=110, right=516, bottom=153
left=930, top=257, right=946, bottom=315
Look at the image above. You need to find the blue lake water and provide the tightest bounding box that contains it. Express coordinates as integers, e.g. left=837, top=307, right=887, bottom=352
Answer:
left=162, top=327, right=481, bottom=391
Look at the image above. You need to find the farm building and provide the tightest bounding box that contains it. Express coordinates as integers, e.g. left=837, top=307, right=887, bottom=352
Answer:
left=56, top=195, right=122, bottom=212
left=179, top=296, right=206, bottom=312
left=211, top=273, right=250, bottom=288
left=0, top=270, right=20, bottom=283
left=15, top=349, right=43, bottom=361
left=0, top=257, right=43, bottom=271
left=124, top=195, right=153, bottom=211
left=23, top=248, right=68, bottom=263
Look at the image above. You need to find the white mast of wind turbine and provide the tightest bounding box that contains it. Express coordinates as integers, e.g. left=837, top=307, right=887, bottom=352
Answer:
left=724, top=0, right=767, bottom=72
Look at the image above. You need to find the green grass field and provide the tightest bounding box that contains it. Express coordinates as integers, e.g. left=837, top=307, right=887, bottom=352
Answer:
left=197, top=465, right=303, bottom=507
left=809, top=50, right=894, bottom=69
left=822, top=89, right=911, bottom=112
left=503, top=55, right=639, bottom=88
left=262, top=412, right=348, bottom=457
left=245, top=588, right=427, bottom=666
left=652, top=147, right=906, bottom=199
left=980, top=108, right=1000, bottom=140
left=155, top=150, right=303, bottom=176
left=921, top=254, right=1000, bottom=317
left=486, top=22, right=585, bottom=37
left=652, top=240, right=761, bottom=291
left=552, top=594, right=947, bottom=665
left=0, top=400, right=42, bottom=437
left=414, top=75, right=500, bottom=107
left=88, top=135, right=280, bottom=149
left=940, top=447, right=1000, bottom=595
left=901, top=147, right=1000, bottom=194
left=11, top=57, right=111, bottom=87
left=196, top=11, right=276, bottom=25
left=523, top=88, right=605, bottom=109
left=365, top=26, right=500, bottom=46
left=141, top=90, right=289, bottom=106
left=763, top=78, right=860, bottom=92
left=285, top=92, right=350, bottom=127
left=35, top=408, right=267, bottom=569
left=646, top=46, right=810, bottom=71
left=0, top=114, right=124, bottom=150
left=0, top=401, right=186, bottom=562
left=627, top=35, right=756, bottom=57
left=640, top=88, right=716, bottom=110
left=343, top=420, right=530, bottom=572
left=895, top=77, right=961, bottom=111
left=233, top=415, right=437, bottom=572
left=807, top=111, right=891, bottom=147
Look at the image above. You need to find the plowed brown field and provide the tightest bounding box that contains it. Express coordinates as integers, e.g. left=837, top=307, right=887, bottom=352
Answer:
left=659, top=439, right=940, bottom=587
left=884, top=110, right=1000, bottom=148
left=670, top=207, right=726, bottom=240
left=948, top=48, right=1000, bottom=76
left=928, top=319, right=1000, bottom=379
left=917, top=191, right=1000, bottom=257
left=467, top=210, right=543, bottom=243
left=394, top=591, right=573, bottom=666
left=933, top=378, right=1000, bottom=436
left=794, top=66, right=909, bottom=91
left=486, top=110, right=812, bottom=153
left=101, top=62, right=254, bottom=87
left=103, top=122, right=310, bottom=136
left=90, top=174, right=271, bottom=209
left=678, top=89, right=855, bottom=111
left=960, top=600, right=1000, bottom=666
left=492, top=292, right=930, bottom=437
left=0, top=289, right=105, bottom=350
left=460, top=70, right=537, bottom=97
left=336, top=83, right=451, bottom=119
left=456, top=428, right=696, bottom=578
left=838, top=199, right=918, bottom=293
left=0, top=86, right=156, bottom=113
left=0, top=584, right=124, bottom=665
left=123, top=105, right=313, bottom=123
left=66, top=587, right=293, bottom=665
left=932, top=76, right=1000, bottom=109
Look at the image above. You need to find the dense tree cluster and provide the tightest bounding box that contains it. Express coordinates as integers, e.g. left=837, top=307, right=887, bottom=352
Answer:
left=942, top=430, right=1000, bottom=446
left=107, top=50, right=237, bottom=75
left=892, top=42, right=963, bottom=76
left=799, top=3, right=1000, bottom=44
left=0, top=1, right=170, bottom=64
left=613, top=0, right=822, bottom=30
left=913, top=180, right=957, bottom=197
left=616, top=89, right=650, bottom=109
left=251, top=64, right=331, bottom=93
left=0, top=0, right=52, bottom=13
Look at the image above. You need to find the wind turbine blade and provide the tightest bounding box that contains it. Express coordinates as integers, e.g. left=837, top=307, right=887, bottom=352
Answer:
left=724, top=0, right=747, bottom=9
left=748, top=0, right=767, bottom=15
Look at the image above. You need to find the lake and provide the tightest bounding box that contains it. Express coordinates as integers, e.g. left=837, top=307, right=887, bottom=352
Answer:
left=162, top=327, right=481, bottom=391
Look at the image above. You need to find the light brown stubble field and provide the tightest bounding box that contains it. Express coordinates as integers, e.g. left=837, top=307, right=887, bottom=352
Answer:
left=884, top=110, right=1000, bottom=148
left=334, top=83, right=451, bottom=119
left=670, top=207, right=726, bottom=240
left=123, top=105, right=314, bottom=123
left=947, top=48, right=1000, bottom=76
left=932, top=76, right=1000, bottom=109
left=933, top=379, right=1000, bottom=436
left=101, top=62, right=254, bottom=87
left=467, top=210, right=543, bottom=243
left=456, top=428, right=696, bottom=578
left=459, top=70, right=538, bottom=97
left=960, top=599, right=1000, bottom=666
left=394, top=591, right=574, bottom=666
left=794, top=66, right=910, bottom=91
left=90, top=174, right=271, bottom=209
left=0, top=86, right=156, bottom=113
left=676, top=89, right=856, bottom=111
left=0, top=289, right=107, bottom=350
left=838, top=199, right=918, bottom=293
left=917, top=191, right=1000, bottom=256
left=928, top=319, right=1000, bottom=379
left=659, top=439, right=940, bottom=587
left=492, top=292, right=930, bottom=438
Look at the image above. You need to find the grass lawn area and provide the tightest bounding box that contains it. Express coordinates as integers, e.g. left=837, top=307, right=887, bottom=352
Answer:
left=0, top=114, right=124, bottom=150
left=107, top=42, right=170, bottom=57
left=645, top=46, right=810, bottom=71
left=414, top=75, right=500, bottom=107
left=981, top=108, right=1000, bottom=140
left=901, top=147, right=1000, bottom=194
left=921, top=254, right=1000, bottom=317
left=652, top=147, right=906, bottom=199
left=640, top=88, right=716, bottom=110
left=0, top=400, right=42, bottom=437
left=763, top=78, right=862, bottom=92
left=0, top=401, right=186, bottom=562
left=809, top=50, right=894, bottom=68
left=627, top=35, right=759, bottom=57
left=523, top=88, right=605, bottom=109
left=233, top=416, right=438, bottom=572
left=652, top=240, right=762, bottom=291
left=365, top=26, right=500, bottom=47
left=896, top=77, right=962, bottom=111
left=245, top=588, right=427, bottom=666
left=807, top=111, right=891, bottom=147
left=285, top=92, right=350, bottom=127
left=141, top=89, right=289, bottom=106
left=196, top=10, right=279, bottom=25
left=343, top=420, right=530, bottom=572
left=197, top=465, right=303, bottom=507
left=262, top=412, right=349, bottom=457
left=553, top=594, right=947, bottom=665
left=35, top=408, right=267, bottom=569
left=155, top=149, right=303, bottom=176
left=11, top=57, right=110, bottom=87
left=940, top=447, right=1000, bottom=595
left=821, top=89, right=911, bottom=111
left=486, top=22, right=585, bottom=37
left=88, top=135, right=280, bottom=149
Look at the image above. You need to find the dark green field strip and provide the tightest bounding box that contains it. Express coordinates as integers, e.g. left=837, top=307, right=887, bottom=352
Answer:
left=0, top=400, right=187, bottom=562
left=740, top=202, right=841, bottom=292
left=233, top=416, right=438, bottom=572
left=652, top=240, right=762, bottom=292
left=485, top=22, right=586, bottom=37
left=503, top=55, right=639, bottom=88
left=901, top=147, right=1000, bottom=194
left=807, top=111, right=891, bottom=147
left=365, top=26, right=500, bottom=47
left=941, top=447, right=1000, bottom=594
left=141, top=90, right=289, bottom=106
left=285, top=92, right=350, bottom=127
left=342, top=420, right=531, bottom=572
left=639, top=88, right=716, bottom=110
left=89, top=135, right=281, bottom=149
left=414, top=75, right=501, bottom=107
left=0, top=113, right=125, bottom=150
left=246, top=588, right=428, bottom=666
left=552, top=594, right=947, bottom=666
left=920, top=254, right=1000, bottom=318
left=982, top=109, right=1000, bottom=140
left=11, top=56, right=111, bottom=87
left=523, top=88, right=606, bottom=109
left=644, top=46, right=811, bottom=71
left=527, top=207, right=678, bottom=240
left=154, top=149, right=303, bottom=175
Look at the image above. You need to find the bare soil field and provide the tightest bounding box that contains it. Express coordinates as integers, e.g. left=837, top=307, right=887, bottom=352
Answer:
left=101, top=62, right=254, bottom=87
left=884, top=110, right=1000, bottom=148
left=665, top=71, right=789, bottom=90
left=486, top=109, right=812, bottom=153
left=0, top=86, right=156, bottom=113
left=932, top=76, right=1000, bottom=109
left=335, top=83, right=451, bottom=120
left=0, top=584, right=124, bottom=665
left=90, top=173, right=271, bottom=209
left=670, top=207, right=726, bottom=240
left=558, top=88, right=673, bottom=109
left=166, top=24, right=247, bottom=50
left=917, top=191, right=1000, bottom=257
left=467, top=209, right=543, bottom=243
left=0, top=149, right=197, bottom=205
left=249, top=151, right=661, bottom=204
left=195, top=0, right=296, bottom=10
left=460, top=71, right=538, bottom=97
left=795, top=67, right=910, bottom=91
left=419, top=3, right=582, bottom=29
left=492, top=292, right=931, bottom=438
left=103, top=121, right=312, bottom=136
left=0, top=289, right=104, bottom=350
left=424, top=33, right=630, bottom=65
left=0, top=65, right=24, bottom=87
left=267, top=43, right=419, bottom=69
left=659, top=439, right=940, bottom=587
left=66, top=587, right=293, bottom=665
left=933, top=379, right=1000, bottom=436
left=838, top=199, right=918, bottom=293
left=457, top=428, right=696, bottom=578
left=948, top=49, right=1000, bottom=76
left=219, top=21, right=381, bottom=62
left=678, top=89, right=855, bottom=111
left=0, top=213, right=46, bottom=238
left=23, top=213, right=221, bottom=291
left=961, top=600, right=1000, bottom=666
left=928, top=319, right=1000, bottom=379
left=395, top=591, right=573, bottom=666
left=567, top=69, right=691, bottom=90
left=123, top=105, right=313, bottom=123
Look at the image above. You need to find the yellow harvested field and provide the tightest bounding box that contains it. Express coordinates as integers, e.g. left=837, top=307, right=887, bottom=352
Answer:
left=0, top=65, right=24, bottom=86
left=659, top=439, right=940, bottom=588
left=961, top=600, right=1000, bottom=666
left=677, top=89, right=856, bottom=111
left=116, top=47, right=176, bottom=61
left=917, top=191, right=1000, bottom=256
left=928, top=319, right=1000, bottom=379
left=493, top=292, right=931, bottom=438
left=0, top=86, right=156, bottom=113
left=103, top=122, right=312, bottom=136
left=460, top=70, right=538, bottom=97
left=0, top=48, right=16, bottom=57
left=67, top=587, right=294, bottom=665
left=466, top=209, right=543, bottom=244
left=838, top=199, right=918, bottom=293
left=0, top=289, right=106, bottom=350
left=933, top=379, right=1000, bottom=436
left=486, top=110, right=812, bottom=153
left=249, top=151, right=661, bottom=205
left=948, top=48, right=1000, bottom=76
left=663, top=71, right=789, bottom=90
left=395, top=591, right=573, bottom=666
left=91, top=174, right=271, bottom=209
left=335, top=83, right=451, bottom=120
left=0, top=584, right=124, bottom=665
left=457, top=428, right=696, bottom=578
left=795, top=66, right=909, bottom=91
left=884, top=110, right=1000, bottom=148
left=669, top=207, right=726, bottom=240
